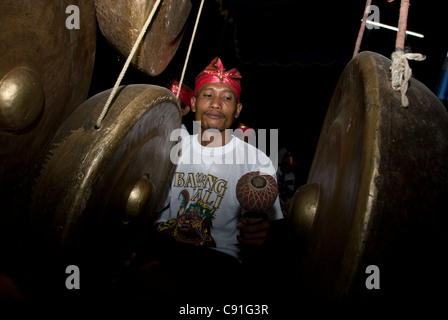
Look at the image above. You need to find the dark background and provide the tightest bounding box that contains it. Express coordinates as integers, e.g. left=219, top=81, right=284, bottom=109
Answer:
left=88, top=0, right=448, bottom=187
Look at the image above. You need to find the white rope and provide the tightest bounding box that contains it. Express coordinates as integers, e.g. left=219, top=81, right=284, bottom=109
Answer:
left=177, top=0, right=205, bottom=99
left=390, top=50, right=426, bottom=107
left=95, top=0, right=162, bottom=129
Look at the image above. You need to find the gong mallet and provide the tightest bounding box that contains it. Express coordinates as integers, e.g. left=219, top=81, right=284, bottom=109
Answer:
left=236, top=171, right=279, bottom=265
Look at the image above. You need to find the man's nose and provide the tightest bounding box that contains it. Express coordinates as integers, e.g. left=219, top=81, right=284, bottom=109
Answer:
left=209, top=96, right=222, bottom=109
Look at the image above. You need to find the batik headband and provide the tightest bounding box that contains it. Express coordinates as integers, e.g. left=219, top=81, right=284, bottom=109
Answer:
left=194, top=57, right=242, bottom=102
left=169, top=80, right=194, bottom=108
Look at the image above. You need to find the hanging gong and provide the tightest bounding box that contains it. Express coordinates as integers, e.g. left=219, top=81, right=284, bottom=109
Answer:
left=94, top=0, right=192, bottom=76
left=0, top=0, right=96, bottom=221
left=30, top=85, right=181, bottom=254
left=288, top=51, right=448, bottom=300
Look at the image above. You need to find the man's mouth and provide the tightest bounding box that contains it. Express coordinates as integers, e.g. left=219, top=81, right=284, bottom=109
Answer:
left=204, top=111, right=224, bottom=120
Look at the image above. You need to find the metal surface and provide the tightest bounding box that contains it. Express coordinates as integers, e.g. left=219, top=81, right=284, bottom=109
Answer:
left=288, top=183, right=320, bottom=238
left=94, top=0, right=192, bottom=76
left=0, top=66, right=45, bottom=133
left=31, top=85, right=181, bottom=252
left=0, top=0, right=96, bottom=221
left=289, top=51, right=448, bottom=300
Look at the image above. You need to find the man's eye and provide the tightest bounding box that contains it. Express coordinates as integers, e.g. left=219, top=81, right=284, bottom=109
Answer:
left=224, top=96, right=232, bottom=101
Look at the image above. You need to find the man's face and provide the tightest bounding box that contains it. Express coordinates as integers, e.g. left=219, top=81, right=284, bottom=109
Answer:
left=191, top=83, right=243, bottom=132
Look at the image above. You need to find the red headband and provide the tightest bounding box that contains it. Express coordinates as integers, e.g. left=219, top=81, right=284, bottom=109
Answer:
left=169, top=80, right=194, bottom=108
left=194, top=57, right=242, bottom=101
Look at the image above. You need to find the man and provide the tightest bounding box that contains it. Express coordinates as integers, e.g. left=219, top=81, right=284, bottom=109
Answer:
left=157, top=56, right=282, bottom=255
left=168, top=79, right=194, bottom=132
left=132, top=58, right=282, bottom=301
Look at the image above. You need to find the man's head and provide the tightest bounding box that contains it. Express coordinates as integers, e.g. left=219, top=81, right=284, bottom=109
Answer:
left=168, top=79, right=194, bottom=117
left=191, top=57, right=243, bottom=132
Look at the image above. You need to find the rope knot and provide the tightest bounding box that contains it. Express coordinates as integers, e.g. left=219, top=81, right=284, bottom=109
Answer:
left=390, top=50, right=426, bottom=107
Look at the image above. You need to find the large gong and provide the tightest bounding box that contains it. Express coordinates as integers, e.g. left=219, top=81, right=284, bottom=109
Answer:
left=0, top=0, right=96, bottom=224
left=289, top=51, right=448, bottom=300
left=31, top=85, right=180, bottom=258
left=94, top=0, right=192, bottom=76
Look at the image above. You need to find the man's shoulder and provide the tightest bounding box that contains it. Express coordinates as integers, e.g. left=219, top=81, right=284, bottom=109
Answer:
left=234, top=136, right=270, bottom=158
left=232, top=136, right=277, bottom=173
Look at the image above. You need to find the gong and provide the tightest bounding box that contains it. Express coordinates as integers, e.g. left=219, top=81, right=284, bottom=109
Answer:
left=31, top=85, right=181, bottom=255
left=0, top=0, right=96, bottom=222
left=289, top=51, right=448, bottom=300
left=94, top=0, right=192, bottom=76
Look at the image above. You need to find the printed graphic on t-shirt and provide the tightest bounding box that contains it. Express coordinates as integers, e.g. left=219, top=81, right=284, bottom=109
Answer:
left=158, top=189, right=217, bottom=247
left=172, top=172, right=228, bottom=209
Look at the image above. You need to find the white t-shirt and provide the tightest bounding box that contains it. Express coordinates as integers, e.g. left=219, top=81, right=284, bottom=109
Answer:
left=155, top=133, right=283, bottom=260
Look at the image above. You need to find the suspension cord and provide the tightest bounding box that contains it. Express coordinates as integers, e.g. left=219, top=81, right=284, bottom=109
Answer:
left=95, top=0, right=162, bottom=129
left=177, top=0, right=206, bottom=99
left=353, top=0, right=373, bottom=57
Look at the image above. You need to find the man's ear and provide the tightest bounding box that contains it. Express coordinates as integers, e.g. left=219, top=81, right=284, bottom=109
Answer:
left=190, top=96, right=197, bottom=112
left=235, top=102, right=243, bottom=119
left=181, top=105, right=190, bottom=117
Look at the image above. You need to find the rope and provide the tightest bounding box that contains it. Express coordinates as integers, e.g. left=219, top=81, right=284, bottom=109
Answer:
left=177, top=0, right=205, bottom=99
left=390, top=50, right=425, bottom=107
left=95, top=0, right=162, bottom=129
left=390, top=0, right=426, bottom=107
left=353, top=0, right=372, bottom=58
left=395, top=0, right=409, bottom=50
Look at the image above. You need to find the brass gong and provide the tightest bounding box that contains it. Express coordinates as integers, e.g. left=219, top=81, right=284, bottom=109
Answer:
left=289, top=51, right=448, bottom=300
left=94, top=0, right=192, bottom=76
left=31, top=85, right=181, bottom=253
left=0, top=0, right=96, bottom=221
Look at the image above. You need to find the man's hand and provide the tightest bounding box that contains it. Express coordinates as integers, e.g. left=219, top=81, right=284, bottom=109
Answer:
left=237, top=215, right=270, bottom=246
